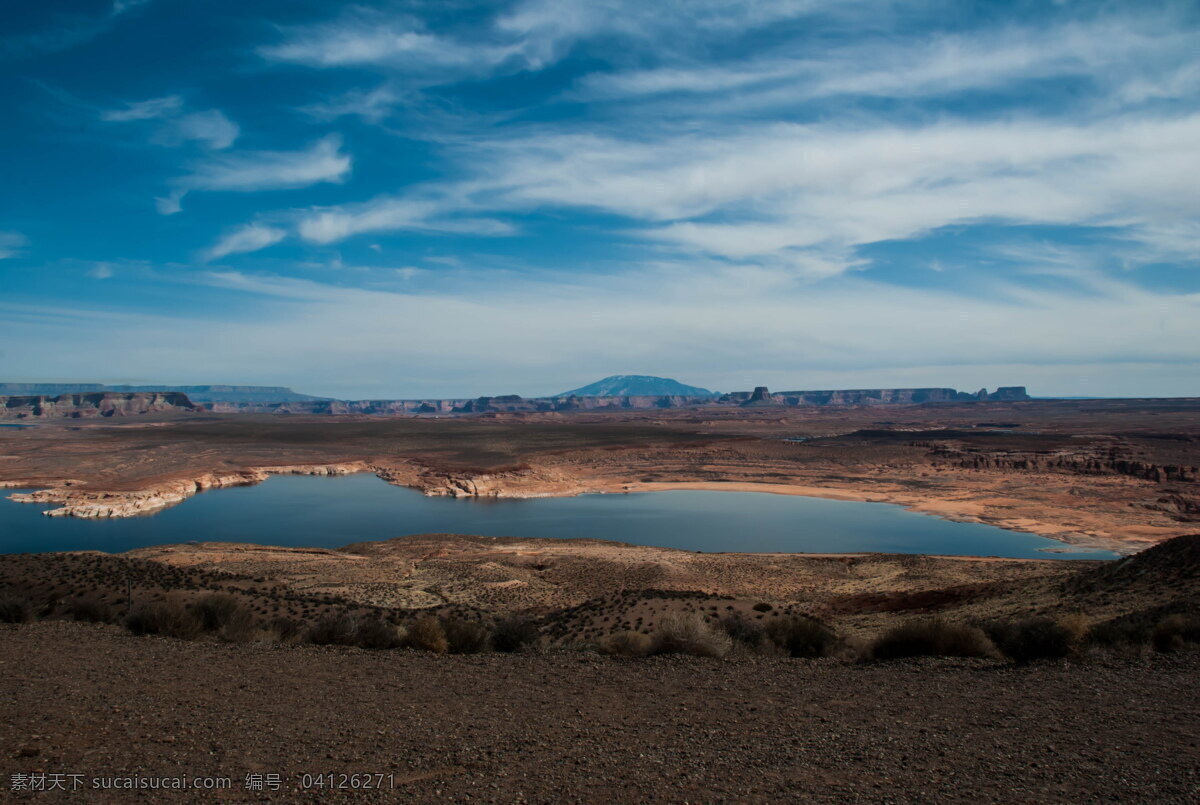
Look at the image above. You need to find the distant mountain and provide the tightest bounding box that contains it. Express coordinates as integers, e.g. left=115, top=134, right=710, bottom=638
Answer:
left=0, top=383, right=330, bottom=404
left=556, top=375, right=717, bottom=397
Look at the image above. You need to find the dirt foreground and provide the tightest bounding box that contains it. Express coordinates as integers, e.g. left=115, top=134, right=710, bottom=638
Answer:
left=1, top=621, right=1197, bottom=804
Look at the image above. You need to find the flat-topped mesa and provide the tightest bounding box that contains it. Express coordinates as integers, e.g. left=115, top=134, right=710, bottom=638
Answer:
left=721, top=386, right=1031, bottom=406
left=199, top=385, right=1032, bottom=415
left=0, top=392, right=199, bottom=420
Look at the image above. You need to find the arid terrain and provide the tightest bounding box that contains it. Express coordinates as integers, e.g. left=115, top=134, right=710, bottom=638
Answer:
left=3, top=398, right=1198, bottom=552
left=3, top=400, right=1200, bottom=802
left=2, top=620, right=1197, bottom=803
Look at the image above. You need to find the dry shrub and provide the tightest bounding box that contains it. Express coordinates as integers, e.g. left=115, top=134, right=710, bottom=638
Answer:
left=193, top=594, right=256, bottom=642
left=720, top=614, right=767, bottom=648
left=653, top=613, right=732, bottom=658
left=354, top=616, right=402, bottom=650
left=404, top=615, right=449, bottom=654
left=1152, top=614, right=1200, bottom=653
left=307, top=612, right=359, bottom=646
left=765, top=616, right=839, bottom=658
left=983, top=618, right=1074, bottom=665
left=269, top=616, right=302, bottom=642
left=1057, top=613, right=1090, bottom=647
left=491, top=616, right=539, bottom=653
left=66, top=597, right=111, bottom=624
left=597, top=630, right=654, bottom=657
left=1087, top=617, right=1150, bottom=649
left=0, top=596, right=33, bottom=624
left=870, top=619, right=998, bottom=661
left=124, top=601, right=202, bottom=640
left=443, top=617, right=490, bottom=654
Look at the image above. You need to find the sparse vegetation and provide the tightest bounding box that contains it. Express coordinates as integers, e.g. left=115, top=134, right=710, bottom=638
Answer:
left=66, top=596, right=111, bottom=624
left=652, top=613, right=732, bottom=658
left=983, top=618, right=1075, bottom=665
left=491, top=616, right=539, bottom=653
left=0, top=596, right=33, bottom=624
left=597, top=630, right=654, bottom=657
left=307, top=612, right=359, bottom=646
left=870, top=619, right=999, bottom=661
left=1152, top=614, right=1200, bottom=653
left=353, top=616, right=403, bottom=650
left=403, top=615, right=449, bottom=654
left=765, top=616, right=839, bottom=658
left=443, top=617, right=491, bottom=653
left=193, top=594, right=256, bottom=642
left=124, top=601, right=203, bottom=640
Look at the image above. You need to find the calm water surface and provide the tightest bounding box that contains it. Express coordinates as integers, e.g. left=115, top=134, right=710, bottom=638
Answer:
left=0, top=473, right=1117, bottom=558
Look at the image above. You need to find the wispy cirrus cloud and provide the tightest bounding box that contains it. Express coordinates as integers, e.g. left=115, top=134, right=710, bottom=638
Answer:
left=204, top=223, right=288, bottom=261
left=0, top=231, right=27, bottom=259
left=263, top=112, right=1200, bottom=276
left=101, top=94, right=184, bottom=121
left=0, top=0, right=155, bottom=60
left=301, top=83, right=405, bottom=124
left=103, top=95, right=239, bottom=150
left=159, top=135, right=351, bottom=215
left=576, top=14, right=1198, bottom=108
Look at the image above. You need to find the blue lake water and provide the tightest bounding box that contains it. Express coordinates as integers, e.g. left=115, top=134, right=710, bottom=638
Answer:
left=0, top=473, right=1117, bottom=558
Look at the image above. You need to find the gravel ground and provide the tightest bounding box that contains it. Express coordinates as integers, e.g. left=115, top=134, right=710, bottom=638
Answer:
left=1, top=621, right=1197, bottom=803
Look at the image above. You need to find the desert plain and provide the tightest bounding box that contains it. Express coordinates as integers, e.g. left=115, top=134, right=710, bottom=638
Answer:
left=2, top=397, right=1199, bottom=802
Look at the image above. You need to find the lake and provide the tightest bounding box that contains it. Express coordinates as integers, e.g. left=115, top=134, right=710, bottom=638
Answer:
left=0, top=473, right=1118, bottom=559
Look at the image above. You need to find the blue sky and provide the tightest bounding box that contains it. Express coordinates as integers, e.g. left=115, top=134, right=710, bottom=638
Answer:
left=1, top=0, right=1198, bottom=399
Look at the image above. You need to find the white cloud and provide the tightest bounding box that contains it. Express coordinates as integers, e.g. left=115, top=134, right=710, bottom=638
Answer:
left=302, top=84, right=404, bottom=123
left=0, top=231, right=27, bottom=259
left=260, top=14, right=518, bottom=72
left=162, top=135, right=351, bottom=214
left=422, top=113, right=1200, bottom=271
left=87, top=263, right=114, bottom=279
left=577, top=15, right=1198, bottom=107
left=296, top=195, right=514, bottom=244
left=102, top=95, right=183, bottom=121
left=104, top=97, right=238, bottom=149
left=204, top=224, right=288, bottom=261
left=157, top=110, right=239, bottom=150
left=259, top=0, right=877, bottom=79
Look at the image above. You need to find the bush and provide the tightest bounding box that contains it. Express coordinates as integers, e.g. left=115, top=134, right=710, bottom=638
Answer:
left=1152, top=614, right=1200, bottom=653
left=269, top=616, right=302, bottom=642
left=652, top=613, right=732, bottom=658
left=752, top=602, right=774, bottom=613
left=870, top=619, right=998, bottom=661
left=983, top=618, right=1074, bottom=664
left=720, top=614, right=767, bottom=648
left=443, top=617, right=491, bottom=654
left=765, top=616, right=839, bottom=658
left=491, top=616, right=539, bottom=653
left=353, top=616, right=402, bottom=650
left=403, top=615, right=449, bottom=654
left=124, top=601, right=202, bottom=640
left=307, top=612, right=360, bottom=646
left=597, top=630, right=654, bottom=657
left=193, top=594, right=255, bottom=642
left=66, top=597, right=111, bottom=624
left=1087, top=618, right=1147, bottom=649
left=0, top=596, right=33, bottom=624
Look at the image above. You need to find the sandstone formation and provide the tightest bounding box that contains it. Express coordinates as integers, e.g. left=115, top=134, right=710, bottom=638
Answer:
left=207, top=385, right=1032, bottom=415
left=0, top=383, right=327, bottom=404
left=0, top=392, right=197, bottom=420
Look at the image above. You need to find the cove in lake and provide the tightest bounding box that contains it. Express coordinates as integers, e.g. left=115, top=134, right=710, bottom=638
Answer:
left=1, top=473, right=1118, bottom=558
